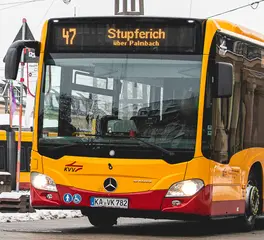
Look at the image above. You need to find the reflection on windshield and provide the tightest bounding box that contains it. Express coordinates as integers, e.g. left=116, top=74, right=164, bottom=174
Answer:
left=40, top=54, right=202, bottom=160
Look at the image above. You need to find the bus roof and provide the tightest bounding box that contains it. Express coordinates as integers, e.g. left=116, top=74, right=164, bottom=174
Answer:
left=208, top=19, right=264, bottom=44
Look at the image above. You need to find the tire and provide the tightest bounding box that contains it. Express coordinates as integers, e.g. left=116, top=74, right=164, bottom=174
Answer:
left=236, top=171, right=260, bottom=232
left=88, top=213, right=118, bottom=229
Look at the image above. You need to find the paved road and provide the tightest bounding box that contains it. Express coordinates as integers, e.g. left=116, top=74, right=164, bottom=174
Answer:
left=1, top=217, right=264, bottom=239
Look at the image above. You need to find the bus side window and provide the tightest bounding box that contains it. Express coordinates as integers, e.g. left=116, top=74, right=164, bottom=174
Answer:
left=241, top=43, right=264, bottom=149
left=211, top=34, right=243, bottom=163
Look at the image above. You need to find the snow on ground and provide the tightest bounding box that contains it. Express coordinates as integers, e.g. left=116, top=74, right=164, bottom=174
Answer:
left=0, top=190, right=83, bottom=223
left=0, top=191, right=29, bottom=199
left=0, top=210, right=83, bottom=223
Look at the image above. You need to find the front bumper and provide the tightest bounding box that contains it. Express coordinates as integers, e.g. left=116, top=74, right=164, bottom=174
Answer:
left=30, top=184, right=212, bottom=219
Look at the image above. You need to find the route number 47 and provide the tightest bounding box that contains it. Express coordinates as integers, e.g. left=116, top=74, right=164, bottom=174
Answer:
left=62, top=28, right=76, bottom=45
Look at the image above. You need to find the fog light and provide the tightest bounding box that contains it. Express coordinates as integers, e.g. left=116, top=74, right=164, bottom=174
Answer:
left=46, top=194, right=53, bottom=200
left=172, top=200, right=181, bottom=206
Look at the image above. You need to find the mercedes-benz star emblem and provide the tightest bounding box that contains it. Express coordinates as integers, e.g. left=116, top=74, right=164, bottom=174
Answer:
left=103, top=178, right=117, bottom=192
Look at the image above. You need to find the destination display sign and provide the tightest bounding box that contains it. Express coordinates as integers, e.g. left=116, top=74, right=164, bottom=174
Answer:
left=47, top=18, right=202, bottom=54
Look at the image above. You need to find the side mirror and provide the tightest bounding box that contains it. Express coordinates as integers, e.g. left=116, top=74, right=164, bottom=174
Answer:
left=4, top=40, right=40, bottom=80
left=212, top=62, right=233, bottom=98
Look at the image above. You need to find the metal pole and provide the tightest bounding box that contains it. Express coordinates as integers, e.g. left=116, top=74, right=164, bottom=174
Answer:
left=16, top=18, right=26, bottom=192
left=9, top=80, right=13, bottom=127
left=4, top=81, right=9, bottom=114
left=74, top=6, right=76, bottom=16
left=189, top=0, right=193, bottom=17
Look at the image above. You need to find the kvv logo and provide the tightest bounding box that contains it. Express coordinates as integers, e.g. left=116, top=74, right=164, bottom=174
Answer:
left=115, top=0, right=144, bottom=15
left=64, top=161, right=83, bottom=172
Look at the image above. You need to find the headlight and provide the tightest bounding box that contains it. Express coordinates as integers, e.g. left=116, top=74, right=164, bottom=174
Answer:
left=166, top=179, right=204, bottom=197
left=31, top=172, right=58, bottom=192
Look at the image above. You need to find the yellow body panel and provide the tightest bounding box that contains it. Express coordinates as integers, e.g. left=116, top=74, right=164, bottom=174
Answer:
left=15, top=131, right=33, bottom=142
left=20, top=172, right=30, bottom=184
left=0, top=130, right=7, bottom=141
left=31, top=150, right=43, bottom=172
left=43, top=155, right=187, bottom=193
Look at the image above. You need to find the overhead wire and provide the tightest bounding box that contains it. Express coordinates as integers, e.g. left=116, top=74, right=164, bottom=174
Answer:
left=208, top=0, right=264, bottom=18
left=0, top=0, right=44, bottom=6
left=36, top=0, right=57, bottom=29
left=0, top=0, right=49, bottom=85
left=0, top=0, right=44, bottom=11
left=30, top=0, right=57, bottom=96
left=0, top=1, right=44, bottom=93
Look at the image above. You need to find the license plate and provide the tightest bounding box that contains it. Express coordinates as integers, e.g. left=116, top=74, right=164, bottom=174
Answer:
left=90, top=197, right=129, bottom=209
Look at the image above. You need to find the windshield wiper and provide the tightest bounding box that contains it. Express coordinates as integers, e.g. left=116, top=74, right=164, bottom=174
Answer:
left=41, top=138, right=97, bottom=151
left=50, top=142, right=87, bottom=151
left=131, top=136, right=175, bottom=156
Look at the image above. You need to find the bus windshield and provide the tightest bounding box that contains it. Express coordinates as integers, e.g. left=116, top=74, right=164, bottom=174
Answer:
left=37, top=17, right=205, bottom=162
left=38, top=53, right=202, bottom=162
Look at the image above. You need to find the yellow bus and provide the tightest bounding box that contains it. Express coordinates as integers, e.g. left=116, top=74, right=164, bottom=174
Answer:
left=4, top=16, right=264, bottom=231
left=15, top=130, right=32, bottom=189
left=0, top=129, right=32, bottom=190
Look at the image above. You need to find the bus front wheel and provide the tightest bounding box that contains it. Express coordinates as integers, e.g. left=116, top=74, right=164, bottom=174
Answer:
left=88, top=213, right=118, bottom=228
left=237, top=171, right=260, bottom=232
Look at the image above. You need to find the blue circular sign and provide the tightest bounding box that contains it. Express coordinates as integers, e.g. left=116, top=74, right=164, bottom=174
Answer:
left=63, top=193, right=73, bottom=203
left=73, top=194, right=82, bottom=204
